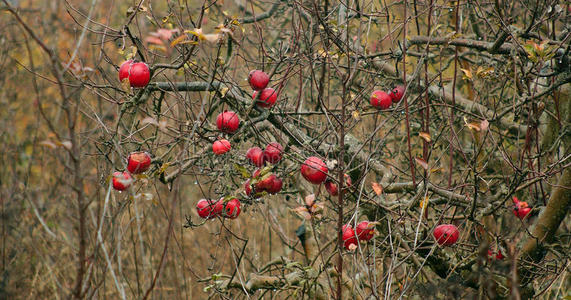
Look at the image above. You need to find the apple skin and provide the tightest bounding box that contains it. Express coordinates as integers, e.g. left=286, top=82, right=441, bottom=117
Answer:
left=356, top=221, right=375, bottom=241
left=246, top=147, right=265, bottom=167
left=248, top=70, right=269, bottom=90
left=263, top=142, right=283, bottom=164
left=253, top=88, right=277, bottom=108
left=216, top=111, right=240, bottom=133
left=370, top=90, right=392, bottom=110
left=300, top=156, right=328, bottom=184
left=127, top=151, right=152, bottom=174
left=223, top=198, right=241, bottom=219
left=119, top=61, right=150, bottom=88
left=389, top=85, right=405, bottom=103
left=433, top=224, right=459, bottom=246
left=212, top=139, right=231, bottom=155
left=342, top=224, right=358, bottom=250
left=112, top=171, right=133, bottom=191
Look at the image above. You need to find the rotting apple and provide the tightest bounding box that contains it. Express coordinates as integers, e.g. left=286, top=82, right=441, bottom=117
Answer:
left=127, top=151, right=152, bottom=174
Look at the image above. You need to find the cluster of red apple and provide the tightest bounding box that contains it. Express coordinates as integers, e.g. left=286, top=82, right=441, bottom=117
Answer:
left=196, top=198, right=241, bottom=220
left=212, top=111, right=240, bottom=155
left=112, top=152, right=152, bottom=191
left=249, top=70, right=277, bottom=108
left=244, top=142, right=284, bottom=197
left=369, top=85, right=405, bottom=110
left=118, top=60, right=151, bottom=88
left=341, top=221, right=376, bottom=250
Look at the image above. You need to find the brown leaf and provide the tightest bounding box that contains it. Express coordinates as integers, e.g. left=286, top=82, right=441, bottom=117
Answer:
left=480, top=119, right=489, bottom=131
left=415, top=157, right=429, bottom=170
left=292, top=206, right=311, bottom=220
left=371, top=182, right=383, bottom=195
left=419, top=132, right=431, bottom=143
left=305, top=194, right=315, bottom=207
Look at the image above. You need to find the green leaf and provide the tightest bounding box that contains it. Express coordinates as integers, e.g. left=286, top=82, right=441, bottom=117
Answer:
left=233, top=163, right=250, bottom=178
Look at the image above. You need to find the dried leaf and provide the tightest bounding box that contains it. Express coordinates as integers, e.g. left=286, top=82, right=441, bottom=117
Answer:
left=60, top=141, right=72, bottom=150
left=371, top=182, right=383, bottom=195
left=480, top=119, right=489, bottom=131
left=305, top=194, right=315, bottom=207
left=420, top=196, right=429, bottom=209
left=419, top=132, right=431, bottom=143
left=415, top=157, right=429, bottom=170
left=121, top=78, right=131, bottom=92
left=145, top=36, right=164, bottom=45
left=352, top=110, right=361, bottom=121
left=292, top=206, right=311, bottom=220
left=170, top=35, right=188, bottom=47
left=466, top=122, right=481, bottom=131
left=460, top=68, right=472, bottom=80
left=39, top=140, right=57, bottom=149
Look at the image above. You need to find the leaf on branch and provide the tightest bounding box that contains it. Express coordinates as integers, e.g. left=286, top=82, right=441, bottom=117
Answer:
left=419, top=196, right=429, bottom=209
left=464, top=117, right=481, bottom=131
left=415, top=157, right=429, bottom=170
left=352, top=110, right=361, bottom=121
left=460, top=68, right=472, bottom=80
left=372, top=182, right=383, bottom=195
left=480, top=119, right=489, bottom=131
left=305, top=194, right=315, bottom=207
left=292, top=206, right=311, bottom=220
left=233, top=163, right=251, bottom=179
left=39, top=140, right=57, bottom=149
left=419, top=131, right=431, bottom=143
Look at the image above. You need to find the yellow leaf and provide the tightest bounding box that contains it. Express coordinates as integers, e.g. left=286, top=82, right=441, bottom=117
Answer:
left=121, top=78, right=131, bottom=92
left=170, top=35, right=188, bottom=47
left=460, top=68, right=472, bottom=80
left=420, top=196, right=429, bottom=209
left=352, top=110, right=361, bottom=121
left=372, top=182, right=383, bottom=195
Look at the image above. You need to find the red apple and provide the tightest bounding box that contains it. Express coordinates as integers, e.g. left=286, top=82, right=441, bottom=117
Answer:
left=118, top=60, right=133, bottom=82
left=223, top=198, right=241, bottom=219
left=266, top=176, right=283, bottom=194
left=119, top=61, right=150, bottom=88
left=512, top=196, right=531, bottom=220
left=112, top=171, right=133, bottom=191
left=196, top=199, right=217, bottom=219
left=246, top=147, right=265, bottom=167
left=216, top=111, right=240, bottom=133
left=212, top=139, right=231, bottom=155
left=342, top=224, right=358, bottom=250
left=324, top=174, right=352, bottom=196
left=433, top=224, right=459, bottom=246
left=370, top=90, right=392, bottom=110
left=389, top=85, right=405, bottom=103
left=253, top=88, right=277, bottom=108
left=356, top=221, right=375, bottom=241
left=263, top=142, right=283, bottom=164
left=212, top=199, right=224, bottom=216
left=488, top=248, right=505, bottom=260
left=300, top=156, right=328, bottom=184
left=248, top=70, right=269, bottom=90
left=127, top=151, right=152, bottom=174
